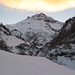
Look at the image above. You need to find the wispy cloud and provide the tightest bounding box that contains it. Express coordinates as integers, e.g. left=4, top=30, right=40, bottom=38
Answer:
left=0, top=0, right=75, bottom=12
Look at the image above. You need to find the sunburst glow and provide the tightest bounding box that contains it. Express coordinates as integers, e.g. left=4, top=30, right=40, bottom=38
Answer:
left=0, top=0, right=75, bottom=12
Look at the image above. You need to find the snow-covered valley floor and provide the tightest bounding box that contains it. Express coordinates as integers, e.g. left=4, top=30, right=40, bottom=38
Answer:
left=0, top=50, right=75, bottom=75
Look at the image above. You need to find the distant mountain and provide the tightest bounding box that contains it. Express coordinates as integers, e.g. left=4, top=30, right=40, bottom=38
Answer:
left=0, top=13, right=75, bottom=69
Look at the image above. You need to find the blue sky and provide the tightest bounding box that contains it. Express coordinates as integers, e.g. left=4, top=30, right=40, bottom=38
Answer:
left=0, top=0, right=75, bottom=25
left=0, top=7, right=75, bottom=25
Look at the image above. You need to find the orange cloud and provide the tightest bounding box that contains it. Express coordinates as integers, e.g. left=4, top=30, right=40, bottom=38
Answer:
left=43, top=0, right=68, bottom=5
left=0, top=0, right=75, bottom=12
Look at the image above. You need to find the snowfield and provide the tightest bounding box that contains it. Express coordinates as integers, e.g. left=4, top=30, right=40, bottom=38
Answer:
left=0, top=50, right=75, bottom=75
left=1, top=34, right=24, bottom=47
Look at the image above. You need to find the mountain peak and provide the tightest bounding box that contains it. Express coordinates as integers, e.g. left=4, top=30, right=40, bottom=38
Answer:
left=32, top=13, right=47, bottom=17
left=30, top=13, right=54, bottom=22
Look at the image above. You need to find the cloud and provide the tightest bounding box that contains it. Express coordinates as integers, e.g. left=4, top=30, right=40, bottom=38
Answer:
left=0, top=0, right=75, bottom=12
left=43, top=0, right=68, bottom=5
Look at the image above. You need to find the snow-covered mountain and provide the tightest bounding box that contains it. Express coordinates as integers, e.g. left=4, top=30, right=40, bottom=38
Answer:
left=7, top=13, right=63, bottom=43
left=0, top=13, right=75, bottom=69
left=6, top=13, right=63, bottom=54
left=44, top=17, right=75, bottom=56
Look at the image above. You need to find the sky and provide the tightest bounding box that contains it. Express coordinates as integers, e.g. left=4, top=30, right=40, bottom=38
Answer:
left=0, top=0, right=75, bottom=25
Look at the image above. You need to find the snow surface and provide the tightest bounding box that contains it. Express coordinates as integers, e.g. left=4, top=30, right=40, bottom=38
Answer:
left=4, top=35, right=24, bottom=47
left=0, top=32, right=24, bottom=47
left=0, top=50, right=75, bottom=75
left=49, top=22, right=62, bottom=30
left=57, top=56, right=75, bottom=70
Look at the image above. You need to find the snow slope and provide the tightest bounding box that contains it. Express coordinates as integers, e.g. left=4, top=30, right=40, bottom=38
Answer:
left=1, top=34, right=24, bottom=47
left=0, top=50, right=75, bottom=75
left=0, top=25, right=24, bottom=47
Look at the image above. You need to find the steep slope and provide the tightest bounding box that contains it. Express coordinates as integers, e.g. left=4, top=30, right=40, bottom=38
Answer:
left=50, top=17, right=75, bottom=46
left=0, top=50, right=75, bottom=75
left=45, top=17, right=75, bottom=50
left=0, top=23, right=24, bottom=52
